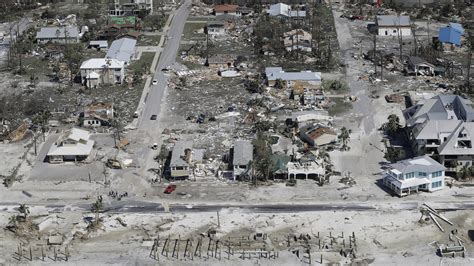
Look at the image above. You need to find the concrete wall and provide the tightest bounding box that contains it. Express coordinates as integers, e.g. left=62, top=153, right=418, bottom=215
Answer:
left=378, top=27, right=411, bottom=37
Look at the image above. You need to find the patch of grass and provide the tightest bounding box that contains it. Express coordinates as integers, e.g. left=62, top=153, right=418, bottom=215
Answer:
left=182, top=23, right=207, bottom=39
left=187, top=17, right=211, bottom=21
left=21, top=56, right=51, bottom=80
left=129, top=52, right=155, bottom=74
left=328, top=98, right=352, bottom=116
left=137, top=35, right=162, bottom=46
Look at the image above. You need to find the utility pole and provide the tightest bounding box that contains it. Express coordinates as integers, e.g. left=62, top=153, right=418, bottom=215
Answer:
left=380, top=51, right=383, bottom=81
left=373, top=33, right=377, bottom=74
left=33, top=134, right=37, bottom=156
left=427, top=18, right=430, bottom=46
left=412, top=23, right=417, bottom=56
left=467, top=47, right=472, bottom=92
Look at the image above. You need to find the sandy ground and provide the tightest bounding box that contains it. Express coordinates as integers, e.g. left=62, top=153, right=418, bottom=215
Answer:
left=0, top=207, right=473, bottom=265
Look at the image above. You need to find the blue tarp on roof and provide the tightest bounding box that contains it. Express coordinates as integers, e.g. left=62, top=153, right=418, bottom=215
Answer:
left=448, top=22, right=464, bottom=35
left=439, top=23, right=464, bottom=46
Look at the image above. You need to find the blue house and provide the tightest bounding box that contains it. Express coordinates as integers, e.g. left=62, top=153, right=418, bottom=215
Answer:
left=438, top=22, right=464, bottom=47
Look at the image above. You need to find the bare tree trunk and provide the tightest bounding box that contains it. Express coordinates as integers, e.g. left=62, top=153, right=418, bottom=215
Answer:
left=467, top=48, right=472, bottom=93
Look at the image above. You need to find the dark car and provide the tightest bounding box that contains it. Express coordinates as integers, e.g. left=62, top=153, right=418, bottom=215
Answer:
left=150, top=114, right=157, bottom=120
left=164, top=184, right=177, bottom=194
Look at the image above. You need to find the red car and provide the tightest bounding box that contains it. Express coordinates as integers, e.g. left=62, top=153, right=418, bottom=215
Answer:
left=164, top=184, right=177, bottom=194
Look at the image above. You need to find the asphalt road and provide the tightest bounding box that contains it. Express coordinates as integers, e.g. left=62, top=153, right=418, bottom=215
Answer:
left=333, top=9, right=376, bottom=134
left=139, top=0, right=191, bottom=131
left=10, top=200, right=465, bottom=214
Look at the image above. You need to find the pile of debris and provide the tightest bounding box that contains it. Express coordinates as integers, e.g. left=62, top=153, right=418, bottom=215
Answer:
left=191, top=0, right=213, bottom=16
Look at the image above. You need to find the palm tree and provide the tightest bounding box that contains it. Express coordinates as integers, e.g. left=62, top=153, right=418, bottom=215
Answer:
left=18, top=204, right=29, bottom=220
left=318, top=149, right=330, bottom=163
left=339, top=127, right=350, bottom=151
left=274, top=78, right=286, bottom=89
left=385, top=114, right=400, bottom=136
left=91, top=196, right=103, bottom=226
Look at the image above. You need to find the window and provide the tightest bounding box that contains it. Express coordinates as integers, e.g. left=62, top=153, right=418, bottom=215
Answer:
left=393, top=30, right=397, bottom=33
left=405, top=172, right=415, bottom=179
left=432, top=181, right=442, bottom=188
left=432, top=171, right=443, bottom=178
left=419, top=172, right=427, bottom=177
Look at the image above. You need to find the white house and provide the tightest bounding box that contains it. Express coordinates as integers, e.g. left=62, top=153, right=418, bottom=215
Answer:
left=267, top=3, right=306, bottom=18
left=383, top=155, right=446, bottom=197
left=36, top=26, right=79, bottom=44
left=80, top=58, right=125, bottom=88
left=206, top=21, right=226, bottom=35
left=47, top=128, right=94, bottom=163
left=376, top=15, right=412, bottom=37
left=287, top=161, right=325, bottom=180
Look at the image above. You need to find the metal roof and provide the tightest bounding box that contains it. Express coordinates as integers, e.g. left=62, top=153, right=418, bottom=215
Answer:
left=89, top=40, right=108, bottom=48
left=36, top=26, right=79, bottom=39
left=232, top=140, right=253, bottom=166
left=105, top=37, right=136, bottom=64
left=47, top=128, right=94, bottom=157
left=376, top=15, right=411, bottom=27
left=265, top=67, right=321, bottom=82
left=80, top=58, right=124, bottom=69
left=170, top=140, right=193, bottom=167
left=390, top=155, right=446, bottom=174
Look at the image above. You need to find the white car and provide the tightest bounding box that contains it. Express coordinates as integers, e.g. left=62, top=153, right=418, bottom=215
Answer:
left=152, top=79, right=158, bottom=85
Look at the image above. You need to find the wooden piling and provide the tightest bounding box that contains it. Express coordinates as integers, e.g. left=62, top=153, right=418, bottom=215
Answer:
left=162, top=237, right=168, bottom=256
left=207, top=238, right=213, bottom=258
left=172, top=239, right=178, bottom=259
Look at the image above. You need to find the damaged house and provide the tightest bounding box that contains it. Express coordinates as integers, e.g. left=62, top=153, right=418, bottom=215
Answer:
left=82, top=103, right=114, bottom=127
left=407, top=56, right=435, bottom=76
left=206, top=54, right=238, bottom=69
left=383, top=155, right=445, bottom=197
left=265, top=67, right=322, bottom=89
left=170, top=141, right=204, bottom=180
left=46, top=128, right=94, bottom=163
left=36, top=26, right=79, bottom=44
left=299, top=124, right=337, bottom=147
left=283, top=29, right=312, bottom=52
left=232, top=140, right=253, bottom=181
left=206, top=21, right=226, bottom=36
left=89, top=40, right=108, bottom=51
